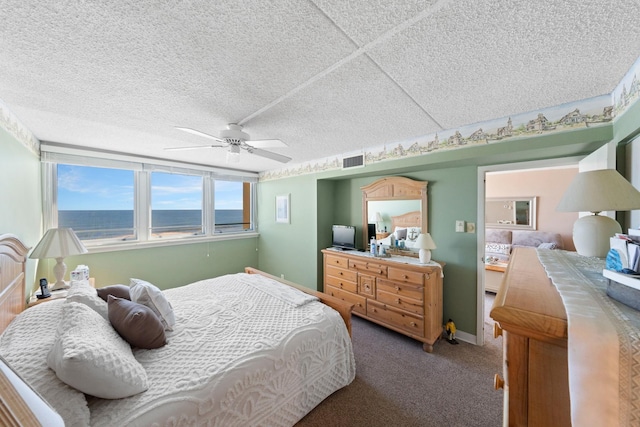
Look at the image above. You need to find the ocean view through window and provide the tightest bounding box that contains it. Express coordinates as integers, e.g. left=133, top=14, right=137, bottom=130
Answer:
left=51, top=159, right=256, bottom=246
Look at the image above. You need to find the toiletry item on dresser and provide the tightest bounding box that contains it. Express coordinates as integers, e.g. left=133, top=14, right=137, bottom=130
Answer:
left=370, top=238, right=377, bottom=256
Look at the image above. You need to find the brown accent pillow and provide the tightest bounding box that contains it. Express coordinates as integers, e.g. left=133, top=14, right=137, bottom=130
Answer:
left=97, top=285, right=131, bottom=302
left=107, top=295, right=166, bottom=349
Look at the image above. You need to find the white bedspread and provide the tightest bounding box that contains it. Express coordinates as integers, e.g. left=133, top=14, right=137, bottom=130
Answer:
left=88, top=273, right=355, bottom=426
left=536, top=249, right=640, bottom=426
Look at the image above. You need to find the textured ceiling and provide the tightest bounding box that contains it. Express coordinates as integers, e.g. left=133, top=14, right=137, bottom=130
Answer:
left=1, top=0, right=639, bottom=172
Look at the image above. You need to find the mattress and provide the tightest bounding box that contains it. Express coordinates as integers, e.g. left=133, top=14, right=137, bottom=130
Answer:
left=1, top=273, right=356, bottom=426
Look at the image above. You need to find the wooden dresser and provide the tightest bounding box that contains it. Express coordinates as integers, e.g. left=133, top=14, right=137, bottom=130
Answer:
left=490, top=247, right=571, bottom=426
left=321, top=248, right=443, bottom=352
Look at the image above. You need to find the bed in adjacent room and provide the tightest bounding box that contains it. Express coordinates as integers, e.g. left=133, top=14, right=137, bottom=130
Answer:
left=0, top=233, right=355, bottom=426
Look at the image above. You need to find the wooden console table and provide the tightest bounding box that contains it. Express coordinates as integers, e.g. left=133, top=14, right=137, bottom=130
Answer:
left=322, top=248, right=443, bottom=352
left=490, top=247, right=570, bottom=426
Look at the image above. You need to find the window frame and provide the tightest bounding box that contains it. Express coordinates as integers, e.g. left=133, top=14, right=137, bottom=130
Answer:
left=41, top=144, right=259, bottom=253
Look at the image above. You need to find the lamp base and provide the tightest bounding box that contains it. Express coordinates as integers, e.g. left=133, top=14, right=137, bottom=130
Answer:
left=51, top=257, right=70, bottom=291
left=573, top=214, right=622, bottom=258
left=419, top=249, right=432, bottom=264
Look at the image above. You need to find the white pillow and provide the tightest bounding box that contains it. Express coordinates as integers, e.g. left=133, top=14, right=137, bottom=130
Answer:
left=66, top=280, right=108, bottom=321
left=47, top=301, right=149, bottom=399
left=0, top=301, right=90, bottom=426
left=129, top=278, right=175, bottom=331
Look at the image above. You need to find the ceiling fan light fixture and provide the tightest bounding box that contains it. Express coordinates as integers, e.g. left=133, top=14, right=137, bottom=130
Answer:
left=226, top=144, right=241, bottom=163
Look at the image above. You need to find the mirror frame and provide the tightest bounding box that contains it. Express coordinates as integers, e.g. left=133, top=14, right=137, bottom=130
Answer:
left=361, top=176, right=428, bottom=248
left=485, top=196, right=537, bottom=230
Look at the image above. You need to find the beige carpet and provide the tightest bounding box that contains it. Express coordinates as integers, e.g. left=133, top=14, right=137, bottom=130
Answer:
left=296, top=292, right=503, bottom=427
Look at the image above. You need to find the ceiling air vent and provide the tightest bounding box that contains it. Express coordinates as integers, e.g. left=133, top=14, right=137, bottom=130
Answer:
left=342, top=154, right=364, bottom=169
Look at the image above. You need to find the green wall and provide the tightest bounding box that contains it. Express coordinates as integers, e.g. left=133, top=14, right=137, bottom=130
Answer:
left=0, top=128, right=42, bottom=293
left=48, top=237, right=259, bottom=290
left=257, top=124, right=618, bottom=336
left=257, top=174, right=320, bottom=287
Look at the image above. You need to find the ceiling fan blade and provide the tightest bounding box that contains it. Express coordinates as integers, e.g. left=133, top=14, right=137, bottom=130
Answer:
left=175, top=126, right=226, bottom=143
left=246, top=139, right=287, bottom=148
left=164, top=144, right=226, bottom=151
left=247, top=147, right=292, bottom=163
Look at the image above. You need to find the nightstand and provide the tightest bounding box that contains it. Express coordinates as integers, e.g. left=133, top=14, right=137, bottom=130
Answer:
left=27, top=278, right=95, bottom=308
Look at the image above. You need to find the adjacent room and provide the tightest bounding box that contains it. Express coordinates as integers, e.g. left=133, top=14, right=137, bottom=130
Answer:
left=2, top=1, right=640, bottom=426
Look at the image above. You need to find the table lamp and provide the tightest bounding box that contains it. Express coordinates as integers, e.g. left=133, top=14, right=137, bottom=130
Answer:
left=556, top=169, right=640, bottom=258
left=29, top=228, right=88, bottom=291
left=414, top=233, right=436, bottom=264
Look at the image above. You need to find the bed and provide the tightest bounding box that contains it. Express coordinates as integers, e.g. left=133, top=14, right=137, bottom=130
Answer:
left=0, top=233, right=356, bottom=426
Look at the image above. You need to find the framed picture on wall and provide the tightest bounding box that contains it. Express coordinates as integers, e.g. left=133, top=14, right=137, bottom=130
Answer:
left=276, top=194, right=290, bottom=223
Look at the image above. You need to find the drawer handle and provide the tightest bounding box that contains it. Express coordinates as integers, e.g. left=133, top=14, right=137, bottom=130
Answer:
left=396, top=298, right=401, bottom=304
left=409, top=321, right=417, bottom=327
left=395, top=286, right=400, bottom=291
left=339, top=272, right=343, bottom=276
left=494, top=374, right=504, bottom=390
left=493, top=323, right=503, bottom=339
left=339, top=283, right=343, bottom=288
left=403, top=275, right=409, bottom=279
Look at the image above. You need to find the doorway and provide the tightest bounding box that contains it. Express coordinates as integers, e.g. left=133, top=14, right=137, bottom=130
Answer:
left=476, top=157, right=581, bottom=345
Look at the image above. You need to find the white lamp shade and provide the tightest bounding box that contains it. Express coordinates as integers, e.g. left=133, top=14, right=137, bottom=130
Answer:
left=414, top=233, right=437, bottom=250
left=556, top=169, right=640, bottom=258
left=29, top=228, right=88, bottom=259
left=556, top=169, right=640, bottom=213
left=29, top=228, right=88, bottom=291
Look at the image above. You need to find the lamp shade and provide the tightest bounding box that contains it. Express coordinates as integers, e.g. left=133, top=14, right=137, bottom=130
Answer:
left=29, top=228, right=88, bottom=259
left=556, top=169, right=640, bottom=258
left=29, top=228, right=88, bottom=291
left=556, top=169, right=640, bottom=213
left=414, top=233, right=437, bottom=250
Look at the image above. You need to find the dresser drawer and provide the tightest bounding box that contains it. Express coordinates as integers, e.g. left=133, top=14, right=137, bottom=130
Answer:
left=325, top=264, right=357, bottom=283
left=388, top=267, right=424, bottom=285
left=326, top=274, right=357, bottom=293
left=325, top=254, right=349, bottom=269
left=376, top=289, right=424, bottom=315
left=367, top=300, right=424, bottom=337
left=349, top=259, right=387, bottom=276
left=377, top=278, right=423, bottom=302
left=325, top=285, right=366, bottom=315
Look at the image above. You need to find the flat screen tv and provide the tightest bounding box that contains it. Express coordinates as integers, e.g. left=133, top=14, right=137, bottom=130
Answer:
left=332, top=225, right=356, bottom=250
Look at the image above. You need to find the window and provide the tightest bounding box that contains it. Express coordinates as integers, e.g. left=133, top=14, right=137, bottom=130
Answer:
left=42, top=145, right=258, bottom=250
left=214, top=180, right=252, bottom=233
left=151, top=172, right=203, bottom=238
left=57, top=165, right=135, bottom=241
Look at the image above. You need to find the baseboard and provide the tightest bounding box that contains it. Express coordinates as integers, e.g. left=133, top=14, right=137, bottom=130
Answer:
left=454, top=330, right=477, bottom=345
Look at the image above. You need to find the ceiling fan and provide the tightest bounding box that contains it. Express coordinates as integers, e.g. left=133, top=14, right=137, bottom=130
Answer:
left=167, top=123, right=291, bottom=163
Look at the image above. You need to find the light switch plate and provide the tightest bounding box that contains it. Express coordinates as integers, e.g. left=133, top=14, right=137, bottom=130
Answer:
left=466, top=222, right=476, bottom=233
left=455, top=220, right=465, bottom=232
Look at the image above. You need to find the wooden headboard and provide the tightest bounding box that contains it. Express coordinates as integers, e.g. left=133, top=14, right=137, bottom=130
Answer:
left=391, top=211, right=422, bottom=231
left=0, top=234, right=29, bottom=334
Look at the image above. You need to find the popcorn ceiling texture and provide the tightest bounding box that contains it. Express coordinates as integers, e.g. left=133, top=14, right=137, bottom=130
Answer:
left=0, top=0, right=639, bottom=172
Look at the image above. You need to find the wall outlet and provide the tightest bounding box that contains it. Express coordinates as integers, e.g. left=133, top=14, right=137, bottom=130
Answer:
left=466, top=222, right=476, bottom=233
left=455, top=220, right=465, bottom=233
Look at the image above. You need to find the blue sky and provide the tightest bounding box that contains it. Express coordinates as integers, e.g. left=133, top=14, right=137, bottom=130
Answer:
left=57, top=165, right=243, bottom=210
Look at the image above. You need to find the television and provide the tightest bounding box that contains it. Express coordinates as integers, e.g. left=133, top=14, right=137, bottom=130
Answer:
left=332, top=225, right=356, bottom=250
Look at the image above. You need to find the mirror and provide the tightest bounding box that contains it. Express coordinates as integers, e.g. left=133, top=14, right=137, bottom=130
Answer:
left=485, top=197, right=537, bottom=230
left=368, top=200, right=422, bottom=233
left=361, top=177, right=428, bottom=248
